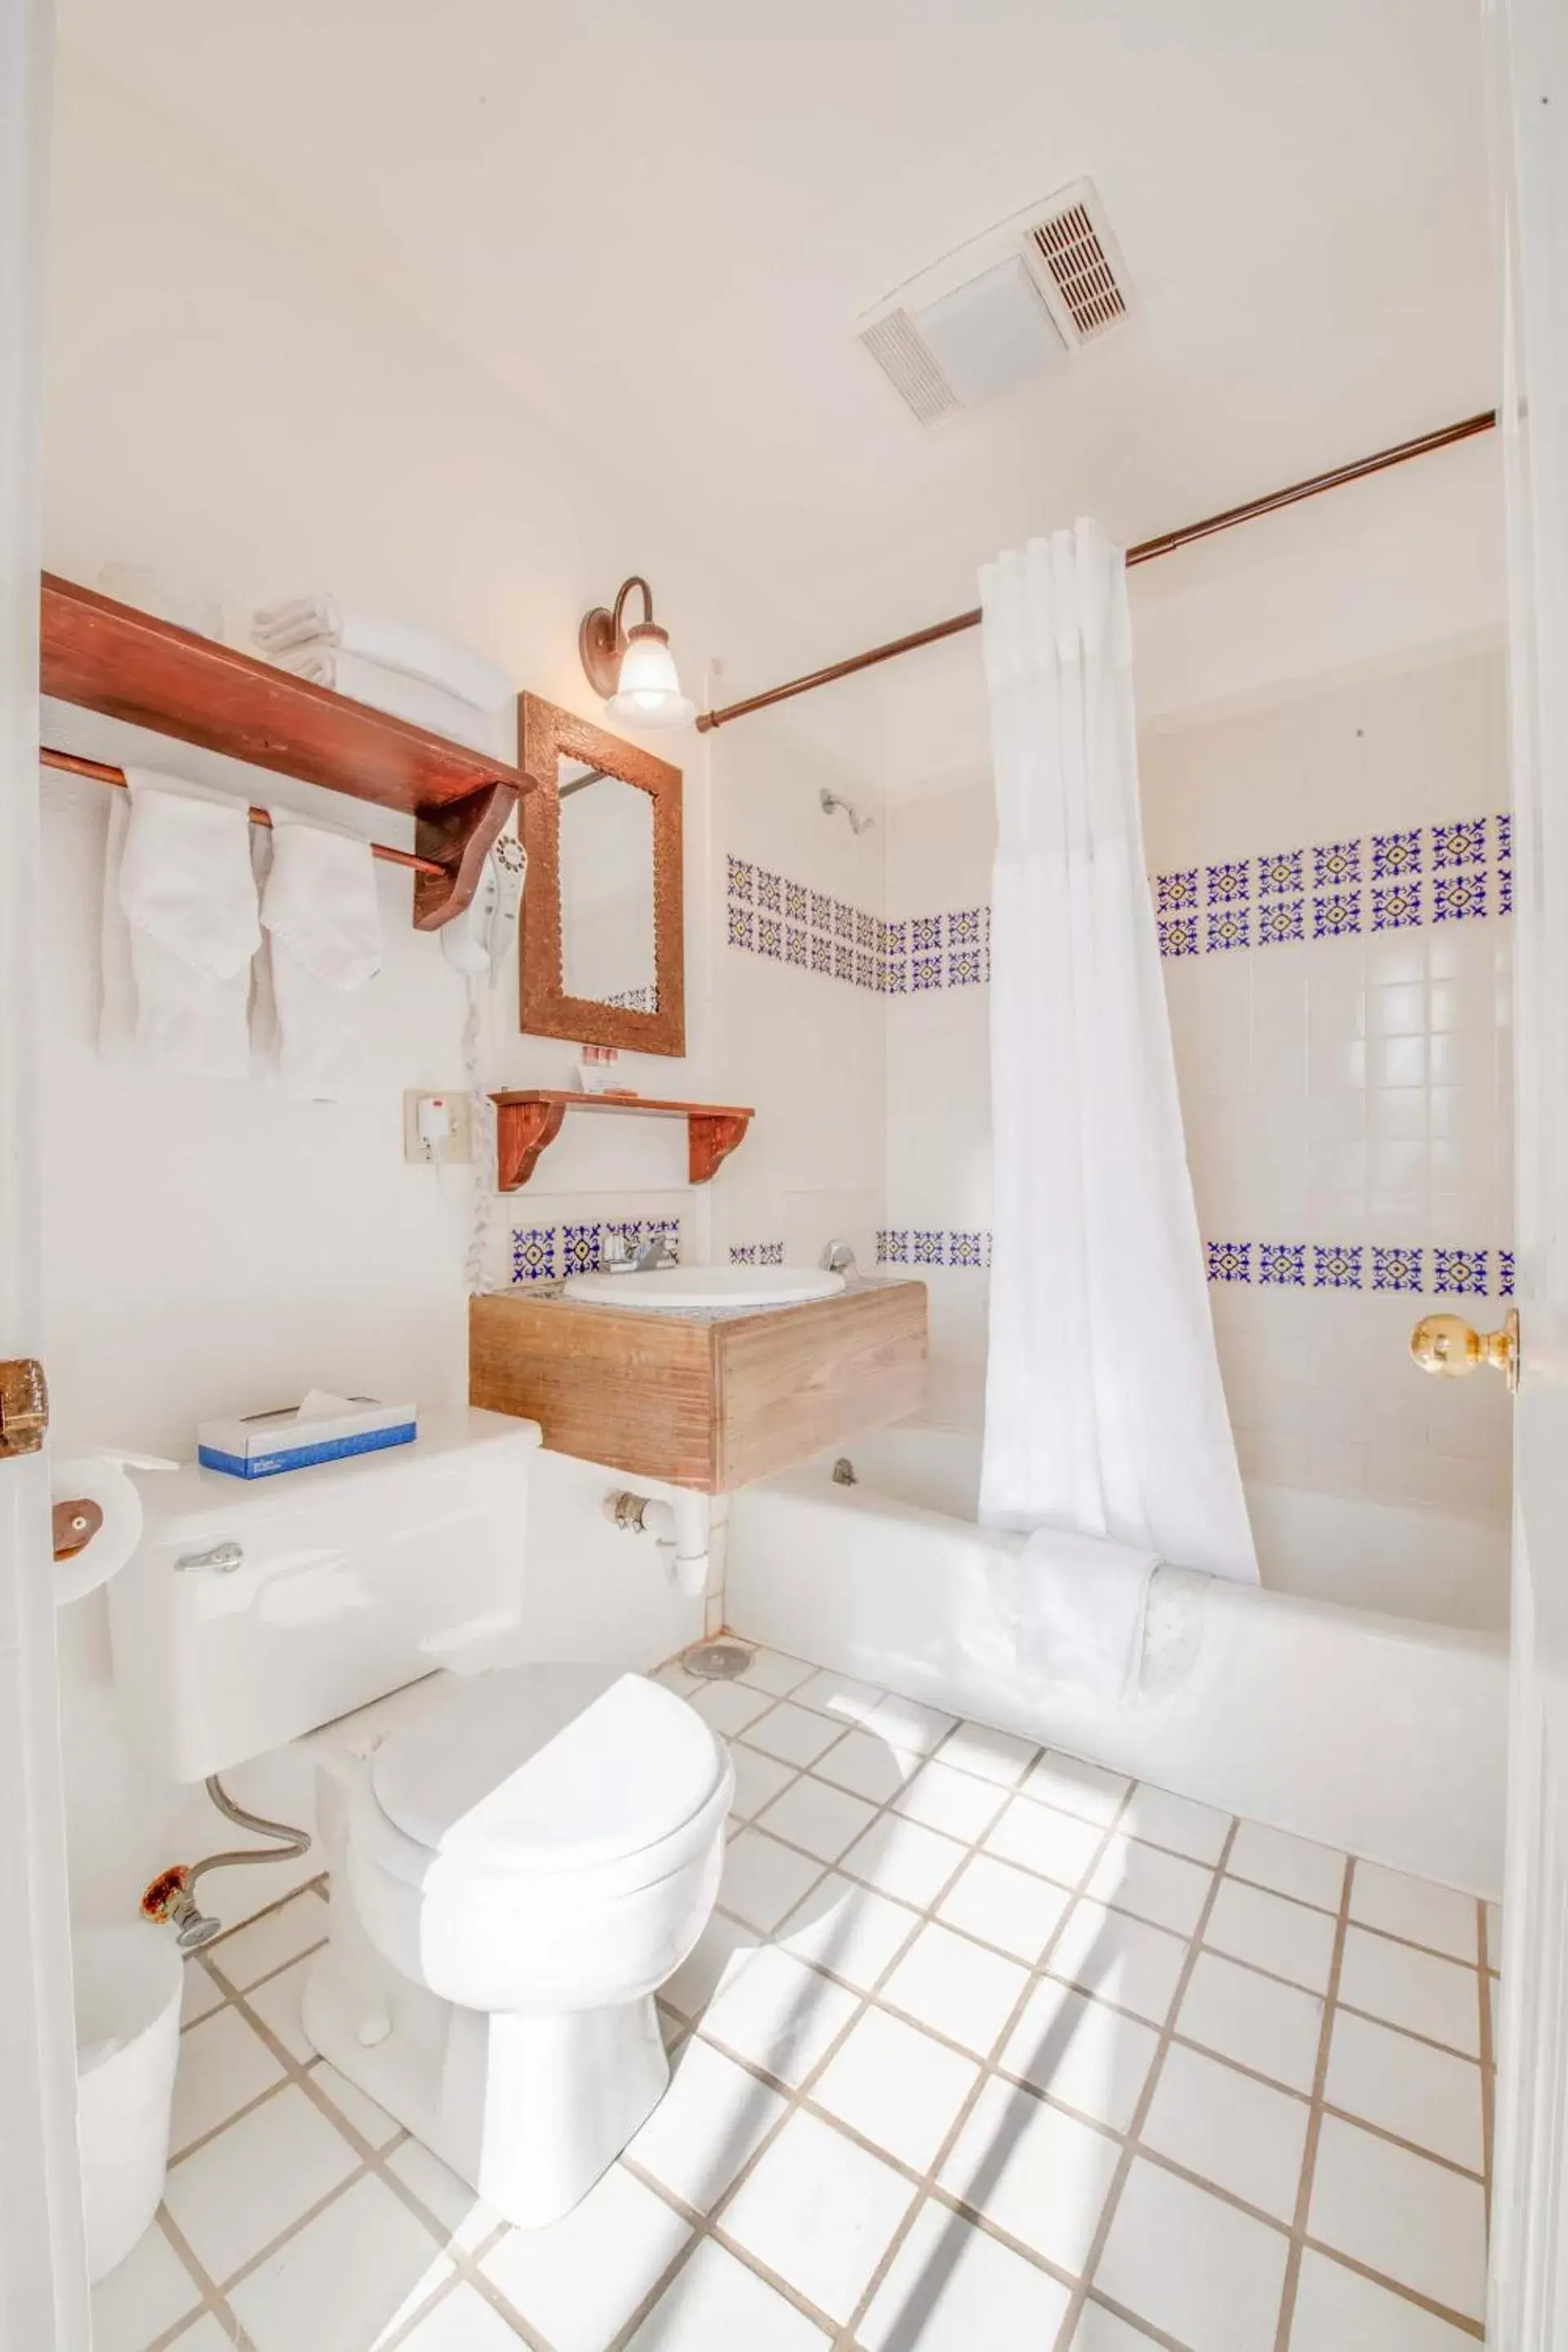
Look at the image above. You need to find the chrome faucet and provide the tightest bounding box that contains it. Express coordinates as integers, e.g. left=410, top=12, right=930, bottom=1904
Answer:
left=603, top=1231, right=677, bottom=1274
left=820, top=1238, right=856, bottom=1273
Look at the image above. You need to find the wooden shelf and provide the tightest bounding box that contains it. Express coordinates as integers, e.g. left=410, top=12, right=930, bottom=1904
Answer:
left=491, top=1090, right=755, bottom=1192
left=40, top=573, right=529, bottom=929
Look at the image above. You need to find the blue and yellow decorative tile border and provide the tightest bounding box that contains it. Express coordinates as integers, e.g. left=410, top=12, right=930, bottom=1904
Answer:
left=1157, top=813, right=1510, bottom=960
left=877, top=1228, right=992, bottom=1269
left=725, top=855, right=991, bottom=994
left=731, top=809, right=1511, bottom=993
left=1205, top=1237, right=1512, bottom=1297
left=727, top=858, right=891, bottom=993
left=510, top=1217, right=681, bottom=1285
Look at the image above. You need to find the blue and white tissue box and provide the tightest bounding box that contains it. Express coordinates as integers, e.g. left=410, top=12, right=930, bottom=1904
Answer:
left=197, top=1392, right=418, bottom=1479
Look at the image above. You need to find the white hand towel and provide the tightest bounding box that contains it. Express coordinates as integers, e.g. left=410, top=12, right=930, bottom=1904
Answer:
left=252, top=595, right=514, bottom=713
left=1012, top=1523, right=1160, bottom=1703
left=102, top=772, right=260, bottom=1078
left=267, top=645, right=514, bottom=760
left=260, top=809, right=382, bottom=1101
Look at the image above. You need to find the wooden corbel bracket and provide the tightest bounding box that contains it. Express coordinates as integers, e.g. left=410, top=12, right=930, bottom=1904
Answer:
left=413, top=781, right=519, bottom=930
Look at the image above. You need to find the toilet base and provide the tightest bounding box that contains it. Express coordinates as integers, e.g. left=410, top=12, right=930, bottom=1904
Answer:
left=302, top=1940, right=671, bottom=2230
left=441, top=1993, right=670, bottom=2225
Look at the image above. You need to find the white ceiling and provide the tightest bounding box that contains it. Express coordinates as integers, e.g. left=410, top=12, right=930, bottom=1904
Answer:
left=59, top=0, right=1496, bottom=708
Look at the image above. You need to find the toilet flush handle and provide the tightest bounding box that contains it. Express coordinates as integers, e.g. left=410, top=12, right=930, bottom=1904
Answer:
left=175, top=1540, right=244, bottom=1574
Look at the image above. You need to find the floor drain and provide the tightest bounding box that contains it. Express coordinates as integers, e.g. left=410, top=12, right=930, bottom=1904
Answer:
left=682, top=1636, right=755, bottom=1682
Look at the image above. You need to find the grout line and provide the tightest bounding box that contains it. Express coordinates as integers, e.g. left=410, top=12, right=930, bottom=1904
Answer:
left=205, top=1934, right=329, bottom=2006
left=1049, top=1815, right=1243, bottom=2352
left=1295, top=2239, right=1486, bottom=2338
left=833, top=1772, right=1147, bottom=2350
left=1071, top=2288, right=1191, bottom=2350
left=143, top=2205, right=254, bottom=2352
left=1331, top=1997, right=1486, bottom=2065
left=1272, top=1849, right=1355, bottom=2351
left=1477, top=1896, right=1496, bottom=2234
left=1315, top=2103, right=1487, bottom=2185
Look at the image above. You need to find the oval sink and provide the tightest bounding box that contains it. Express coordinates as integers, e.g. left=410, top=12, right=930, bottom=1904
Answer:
left=570, top=1265, right=848, bottom=1311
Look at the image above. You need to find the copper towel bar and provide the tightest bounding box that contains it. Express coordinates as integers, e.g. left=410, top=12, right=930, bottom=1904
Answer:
left=38, top=746, right=447, bottom=878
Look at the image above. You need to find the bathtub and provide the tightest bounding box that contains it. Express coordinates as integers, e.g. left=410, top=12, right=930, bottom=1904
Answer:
left=726, top=1427, right=1509, bottom=1895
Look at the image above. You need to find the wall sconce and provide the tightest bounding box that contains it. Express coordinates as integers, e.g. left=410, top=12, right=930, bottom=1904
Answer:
left=578, top=576, right=695, bottom=731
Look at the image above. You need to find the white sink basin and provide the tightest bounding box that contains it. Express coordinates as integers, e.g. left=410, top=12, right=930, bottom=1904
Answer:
left=571, top=1264, right=848, bottom=1312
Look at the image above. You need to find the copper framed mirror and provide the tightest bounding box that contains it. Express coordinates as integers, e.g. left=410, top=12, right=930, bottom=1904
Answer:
left=517, top=693, right=685, bottom=1056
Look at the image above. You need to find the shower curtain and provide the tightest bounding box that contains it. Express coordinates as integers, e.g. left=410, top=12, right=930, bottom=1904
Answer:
left=978, top=521, right=1257, bottom=1583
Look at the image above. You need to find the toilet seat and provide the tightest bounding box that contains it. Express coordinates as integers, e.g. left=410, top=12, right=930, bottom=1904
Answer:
left=364, top=1663, right=729, bottom=1891
left=345, top=1661, right=733, bottom=2019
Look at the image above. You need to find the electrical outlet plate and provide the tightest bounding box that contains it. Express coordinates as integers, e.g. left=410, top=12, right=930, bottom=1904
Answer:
left=403, top=1089, right=473, bottom=1165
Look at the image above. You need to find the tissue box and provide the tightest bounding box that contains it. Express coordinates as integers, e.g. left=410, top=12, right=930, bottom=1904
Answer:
left=197, top=1399, right=418, bottom=1480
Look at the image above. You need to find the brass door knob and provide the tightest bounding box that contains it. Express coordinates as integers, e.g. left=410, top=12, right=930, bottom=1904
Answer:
left=1410, top=1307, right=1520, bottom=1393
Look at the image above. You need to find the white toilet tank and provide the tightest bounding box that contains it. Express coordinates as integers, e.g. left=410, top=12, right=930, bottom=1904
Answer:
left=108, top=1409, right=541, bottom=1784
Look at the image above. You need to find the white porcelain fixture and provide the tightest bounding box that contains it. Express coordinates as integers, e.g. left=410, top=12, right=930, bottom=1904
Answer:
left=728, top=1429, right=1508, bottom=1895
left=570, top=1263, right=847, bottom=1311
left=108, top=1412, right=733, bottom=2226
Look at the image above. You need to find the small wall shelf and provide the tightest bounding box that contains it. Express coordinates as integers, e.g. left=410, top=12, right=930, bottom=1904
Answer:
left=39, top=573, right=530, bottom=929
left=491, top=1090, right=755, bottom=1192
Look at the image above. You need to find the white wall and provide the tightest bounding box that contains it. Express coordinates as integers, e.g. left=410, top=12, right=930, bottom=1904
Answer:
left=41, top=54, right=742, bottom=1926
left=1146, top=645, right=1512, bottom=1518
left=711, top=715, right=887, bottom=1270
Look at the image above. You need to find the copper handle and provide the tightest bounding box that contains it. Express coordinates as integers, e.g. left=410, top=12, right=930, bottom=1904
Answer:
left=1410, top=1307, right=1520, bottom=1394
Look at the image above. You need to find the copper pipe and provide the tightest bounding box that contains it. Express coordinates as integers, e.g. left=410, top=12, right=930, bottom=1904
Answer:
left=694, top=408, right=1499, bottom=733
left=38, top=746, right=447, bottom=877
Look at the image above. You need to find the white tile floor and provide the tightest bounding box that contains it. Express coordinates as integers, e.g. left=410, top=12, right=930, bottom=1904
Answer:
left=99, top=1642, right=1498, bottom=2351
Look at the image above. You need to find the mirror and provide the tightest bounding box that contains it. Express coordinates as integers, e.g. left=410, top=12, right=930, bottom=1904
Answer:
left=518, top=694, right=685, bottom=1055
left=558, top=762, right=657, bottom=1013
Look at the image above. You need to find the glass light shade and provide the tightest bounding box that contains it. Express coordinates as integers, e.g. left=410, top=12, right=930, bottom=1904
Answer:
left=605, top=623, right=696, bottom=729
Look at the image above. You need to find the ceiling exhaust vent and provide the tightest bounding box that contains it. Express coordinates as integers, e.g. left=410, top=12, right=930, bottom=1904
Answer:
left=1026, top=184, right=1129, bottom=347
left=857, top=178, right=1132, bottom=428
left=858, top=310, right=962, bottom=429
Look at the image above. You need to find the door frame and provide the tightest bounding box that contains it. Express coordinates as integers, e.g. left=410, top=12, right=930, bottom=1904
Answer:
left=1488, top=0, right=1568, bottom=2342
left=0, top=4, right=90, bottom=2345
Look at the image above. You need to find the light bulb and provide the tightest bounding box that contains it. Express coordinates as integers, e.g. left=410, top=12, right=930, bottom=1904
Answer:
left=605, top=622, right=696, bottom=730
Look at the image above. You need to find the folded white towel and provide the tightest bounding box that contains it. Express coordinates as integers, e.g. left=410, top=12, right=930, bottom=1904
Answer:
left=101, top=772, right=259, bottom=1079
left=252, top=595, right=514, bottom=714
left=268, top=645, right=514, bottom=761
left=1012, top=1523, right=1159, bottom=1702
left=260, top=809, right=382, bottom=1100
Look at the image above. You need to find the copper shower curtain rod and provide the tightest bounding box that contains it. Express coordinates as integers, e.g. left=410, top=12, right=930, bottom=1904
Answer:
left=37, top=746, right=448, bottom=876
left=693, top=408, right=1499, bottom=733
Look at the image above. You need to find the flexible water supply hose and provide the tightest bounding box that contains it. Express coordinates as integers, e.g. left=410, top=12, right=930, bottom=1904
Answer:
left=140, top=1775, right=313, bottom=1950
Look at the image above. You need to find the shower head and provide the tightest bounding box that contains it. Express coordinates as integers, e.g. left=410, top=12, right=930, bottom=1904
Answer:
left=820, top=788, right=875, bottom=835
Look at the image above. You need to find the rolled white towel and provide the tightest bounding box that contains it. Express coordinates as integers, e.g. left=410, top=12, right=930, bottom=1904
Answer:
left=1011, top=1521, right=1160, bottom=1702
left=252, top=595, right=514, bottom=713
left=270, top=645, right=514, bottom=761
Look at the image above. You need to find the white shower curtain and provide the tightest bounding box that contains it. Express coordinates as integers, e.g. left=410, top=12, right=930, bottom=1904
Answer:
left=978, top=521, right=1257, bottom=1584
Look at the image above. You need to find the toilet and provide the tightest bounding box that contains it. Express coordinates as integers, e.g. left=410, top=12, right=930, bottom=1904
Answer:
left=107, top=1410, right=733, bottom=2227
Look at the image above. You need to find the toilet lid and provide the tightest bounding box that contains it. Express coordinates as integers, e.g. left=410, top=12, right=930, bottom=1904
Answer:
left=368, top=1664, right=726, bottom=1875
